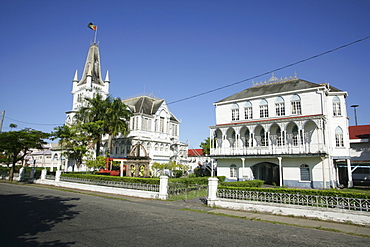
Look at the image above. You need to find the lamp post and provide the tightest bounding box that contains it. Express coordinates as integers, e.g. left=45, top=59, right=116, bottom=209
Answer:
left=351, top=105, right=359, bottom=126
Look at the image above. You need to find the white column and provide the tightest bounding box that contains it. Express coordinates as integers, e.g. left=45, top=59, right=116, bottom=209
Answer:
left=55, top=170, right=61, bottom=183
left=207, top=177, right=219, bottom=207
left=321, top=157, right=326, bottom=189
left=159, top=176, right=168, bottom=200
left=347, top=159, right=353, bottom=188
left=277, top=157, right=283, bottom=187
left=41, top=169, right=47, bottom=180
left=241, top=158, right=245, bottom=181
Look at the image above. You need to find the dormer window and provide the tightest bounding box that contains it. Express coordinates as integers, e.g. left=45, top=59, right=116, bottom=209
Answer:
left=231, top=103, right=239, bottom=121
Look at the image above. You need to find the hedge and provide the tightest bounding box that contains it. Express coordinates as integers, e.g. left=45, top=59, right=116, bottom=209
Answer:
left=217, top=186, right=370, bottom=199
left=220, top=180, right=264, bottom=188
left=61, top=173, right=226, bottom=185
left=61, top=173, right=160, bottom=184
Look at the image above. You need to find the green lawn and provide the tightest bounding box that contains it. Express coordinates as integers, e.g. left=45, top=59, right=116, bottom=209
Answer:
left=342, top=186, right=370, bottom=195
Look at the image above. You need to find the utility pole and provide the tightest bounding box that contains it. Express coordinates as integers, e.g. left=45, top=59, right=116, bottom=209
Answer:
left=351, top=105, right=359, bottom=126
left=0, top=110, right=4, bottom=132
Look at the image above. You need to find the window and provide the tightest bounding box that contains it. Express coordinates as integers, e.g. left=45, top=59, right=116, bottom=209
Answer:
left=160, top=117, right=165, bottom=133
left=300, top=164, right=310, bottom=181
left=230, top=164, right=237, bottom=178
left=335, top=126, right=344, bottom=147
left=333, top=96, right=341, bottom=116
left=231, top=103, right=239, bottom=121
left=291, top=94, right=301, bottom=115
left=276, top=127, right=282, bottom=146
left=275, top=97, right=285, bottom=116
left=260, top=128, right=268, bottom=146
left=259, top=99, right=269, bottom=118
left=244, top=101, right=253, bottom=119
left=292, top=125, right=299, bottom=146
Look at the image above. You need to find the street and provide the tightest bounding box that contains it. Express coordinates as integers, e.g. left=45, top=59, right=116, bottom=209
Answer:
left=0, top=182, right=369, bottom=246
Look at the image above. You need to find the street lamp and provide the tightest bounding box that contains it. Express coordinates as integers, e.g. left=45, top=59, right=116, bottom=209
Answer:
left=351, top=105, right=359, bottom=126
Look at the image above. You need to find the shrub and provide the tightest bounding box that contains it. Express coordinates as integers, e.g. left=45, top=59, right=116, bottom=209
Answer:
left=220, top=180, right=264, bottom=188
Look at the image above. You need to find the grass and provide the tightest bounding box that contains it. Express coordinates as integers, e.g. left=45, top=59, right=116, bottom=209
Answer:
left=343, top=186, right=370, bottom=195
left=167, top=188, right=207, bottom=201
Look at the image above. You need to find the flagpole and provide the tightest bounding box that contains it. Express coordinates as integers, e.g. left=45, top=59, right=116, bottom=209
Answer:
left=94, top=27, right=98, bottom=44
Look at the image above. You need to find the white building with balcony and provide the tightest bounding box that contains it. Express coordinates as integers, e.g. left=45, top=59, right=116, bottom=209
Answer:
left=210, top=74, right=352, bottom=189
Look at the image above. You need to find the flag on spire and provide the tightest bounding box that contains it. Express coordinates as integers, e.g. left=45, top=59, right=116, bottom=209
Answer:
left=88, top=22, right=97, bottom=31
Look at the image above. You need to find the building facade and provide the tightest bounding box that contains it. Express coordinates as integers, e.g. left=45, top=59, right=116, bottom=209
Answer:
left=210, top=75, right=352, bottom=189
left=63, top=42, right=187, bottom=172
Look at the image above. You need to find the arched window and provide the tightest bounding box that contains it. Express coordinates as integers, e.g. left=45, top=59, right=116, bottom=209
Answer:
left=275, top=97, right=285, bottom=116
left=333, top=96, right=341, bottom=116
left=260, top=128, right=268, bottom=146
left=291, top=94, right=301, bottom=115
left=259, top=99, right=269, bottom=118
left=230, top=164, right=237, bottom=178
left=300, top=164, right=310, bottom=181
left=244, top=101, right=253, bottom=119
left=335, top=126, right=344, bottom=147
left=231, top=103, right=239, bottom=121
left=292, top=125, right=299, bottom=146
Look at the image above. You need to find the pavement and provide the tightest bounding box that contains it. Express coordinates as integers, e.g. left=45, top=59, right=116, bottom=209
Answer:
left=27, top=182, right=370, bottom=238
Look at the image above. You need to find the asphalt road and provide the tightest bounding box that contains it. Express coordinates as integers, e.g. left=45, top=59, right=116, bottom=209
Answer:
left=0, top=182, right=369, bottom=247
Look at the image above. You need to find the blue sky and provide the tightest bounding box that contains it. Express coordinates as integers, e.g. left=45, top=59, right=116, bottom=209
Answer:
left=1, top=0, right=369, bottom=148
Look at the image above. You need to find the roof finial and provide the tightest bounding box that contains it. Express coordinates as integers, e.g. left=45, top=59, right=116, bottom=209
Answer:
left=73, top=70, right=78, bottom=82
left=104, top=71, right=110, bottom=83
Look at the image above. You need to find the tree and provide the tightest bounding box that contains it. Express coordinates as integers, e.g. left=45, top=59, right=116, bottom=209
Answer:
left=0, top=128, right=50, bottom=181
left=85, top=156, right=106, bottom=171
left=53, top=122, right=101, bottom=170
left=76, top=94, right=132, bottom=157
left=200, top=137, right=212, bottom=155
left=102, top=97, right=132, bottom=157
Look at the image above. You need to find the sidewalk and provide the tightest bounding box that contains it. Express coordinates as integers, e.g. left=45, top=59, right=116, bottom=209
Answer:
left=32, top=183, right=370, bottom=238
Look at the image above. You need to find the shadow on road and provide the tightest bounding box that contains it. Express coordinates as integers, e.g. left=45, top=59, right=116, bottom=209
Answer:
left=0, top=193, right=80, bottom=246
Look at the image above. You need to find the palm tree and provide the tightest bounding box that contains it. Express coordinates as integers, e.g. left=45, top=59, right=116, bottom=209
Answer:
left=103, top=97, right=132, bottom=157
left=76, top=94, right=132, bottom=157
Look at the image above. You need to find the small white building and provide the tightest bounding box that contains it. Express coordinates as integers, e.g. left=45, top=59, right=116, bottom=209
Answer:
left=210, top=74, right=352, bottom=189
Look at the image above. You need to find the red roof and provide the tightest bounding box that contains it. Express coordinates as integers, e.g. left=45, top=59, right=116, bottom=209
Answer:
left=349, top=125, right=370, bottom=139
left=188, top=149, right=204, bottom=156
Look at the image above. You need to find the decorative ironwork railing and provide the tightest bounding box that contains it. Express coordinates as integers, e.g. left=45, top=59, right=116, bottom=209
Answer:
left=45, top=175, right=55, bottom=180
left=60, top=176, right=159, bottom=192
left=217, top=189, right=370, bottom=212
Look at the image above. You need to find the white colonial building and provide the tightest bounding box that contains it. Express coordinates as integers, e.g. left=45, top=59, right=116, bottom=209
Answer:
left=210, top=74, right=352, bottom=189
left=62, top=42, right=187, bottom=172
left=110, top=95, right=188, bottom=165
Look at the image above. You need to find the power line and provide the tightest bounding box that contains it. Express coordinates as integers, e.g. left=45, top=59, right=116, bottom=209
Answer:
left=3, top=35, right=370, bottom=126
left=168, top=34, right=370, bottom=105
left=4, top=116, right=63, bottom=126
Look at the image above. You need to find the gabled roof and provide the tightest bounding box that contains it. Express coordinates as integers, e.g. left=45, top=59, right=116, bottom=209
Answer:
left=122, top=96, right=164, bottom=115
left=216, top=79, right=343, bottom=104
left=349, top=125, right=370, bottom=139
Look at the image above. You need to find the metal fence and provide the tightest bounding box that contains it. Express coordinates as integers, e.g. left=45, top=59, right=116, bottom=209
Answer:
left=60, top=176, right=160, bottom=192
left=168, top=182, right=207, bottom=200
left=217, top=189, right=370, bottom=212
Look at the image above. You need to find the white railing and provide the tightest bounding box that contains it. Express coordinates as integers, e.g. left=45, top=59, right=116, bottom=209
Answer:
left=211, top=144, right=324, bottom=156
left=217, top=189, right=370, bottom=212
left=60, top=176, right=160, bottom=192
